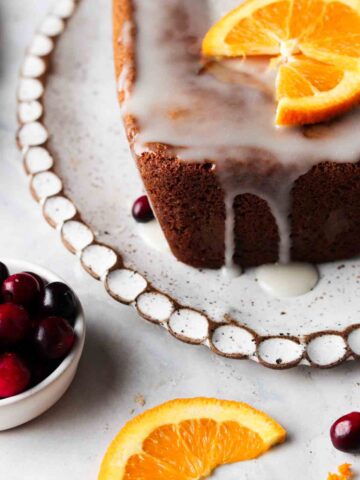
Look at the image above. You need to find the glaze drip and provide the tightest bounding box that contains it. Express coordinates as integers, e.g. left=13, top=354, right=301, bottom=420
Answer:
left=121, top=0, right=360, bottom=269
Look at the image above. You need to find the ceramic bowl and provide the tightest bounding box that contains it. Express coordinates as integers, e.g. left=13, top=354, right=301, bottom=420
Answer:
left=0, top=258, right=85, bottom=430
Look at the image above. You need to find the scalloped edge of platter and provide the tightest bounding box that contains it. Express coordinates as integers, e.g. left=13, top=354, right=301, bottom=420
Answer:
left=15, top=0, right=360, bottom=369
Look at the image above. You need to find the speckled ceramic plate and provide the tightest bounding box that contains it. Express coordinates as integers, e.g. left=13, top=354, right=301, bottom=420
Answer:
left=16, top=0, right=360, bottom=369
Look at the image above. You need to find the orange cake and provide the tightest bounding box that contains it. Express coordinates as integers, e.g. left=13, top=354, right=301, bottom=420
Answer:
left=113, top=0, right=360, bottom=270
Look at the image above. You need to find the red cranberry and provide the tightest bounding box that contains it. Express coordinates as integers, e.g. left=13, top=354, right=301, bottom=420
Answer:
left=0, top=263, right=9, bottom=303
left=34, top=316, right=75, bottom=360
left=2, top=273, right=41, bottom=307
left=24, top=271, right=45, bottom=299
left=29, top=359, right=59, bottom=387
left=132, top=195, right=154, bottom=223
left=0, top=303, right=31, bottom=346
left=0, top=262, right=9, bottom=286
left=41, top=282, right=78, bottom=325
left=330, top=412, right=360, bottom=452
left=0, top=353, right=30, bottom=398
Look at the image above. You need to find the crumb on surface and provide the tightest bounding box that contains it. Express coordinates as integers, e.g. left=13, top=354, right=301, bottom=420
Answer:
left=328, top=463, right=353, bottom=480
left=134, top=394, right=146, bottom=407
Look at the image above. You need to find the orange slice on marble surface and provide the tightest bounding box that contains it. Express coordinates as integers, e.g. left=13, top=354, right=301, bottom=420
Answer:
left=98, top=397, right=286, bottom=479
left=202, top=0, right=360, bottom=126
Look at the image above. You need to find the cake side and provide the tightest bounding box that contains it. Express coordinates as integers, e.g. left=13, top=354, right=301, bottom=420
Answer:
left=113, top=0, right=227, bottom=268
left=113, top=0, right=360, bottom=269
left=291, top=162, right=360, bottom=264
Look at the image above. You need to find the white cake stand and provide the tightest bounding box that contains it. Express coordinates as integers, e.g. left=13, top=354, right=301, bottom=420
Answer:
left=16, top=0, right=360, bottom=369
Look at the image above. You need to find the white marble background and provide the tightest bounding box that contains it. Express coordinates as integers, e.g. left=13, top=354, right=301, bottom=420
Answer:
left=1, top=1, right=360, bottom=479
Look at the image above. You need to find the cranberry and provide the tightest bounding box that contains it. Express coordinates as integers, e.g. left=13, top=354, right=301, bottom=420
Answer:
left=0, top=303, right=31, bottom=346
left=34, top=316, right=75, bottom=360
left=25, top=271, right=45, bottom=299
left=0, top=262, right=9, bottom=286
left=132, top=195, right=154, bottom=223
left=0, top=263, right=9, bottom=303
left=41, top=282, right=78, bottom=325
left=29, top=359, right=58, bottom=387
left=2, top=273, right=41, bottom=308
left=330, top=412, right=360, bottom=452
left=0, top=353, right=30, bottom=398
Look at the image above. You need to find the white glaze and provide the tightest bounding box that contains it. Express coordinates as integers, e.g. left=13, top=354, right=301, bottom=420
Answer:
left=21, top=55, right=46, bottom=78
left=133, top=214, right=318, bottom=298
left=222, top=193, right=240, bottom=276
left=136, top=219, right=170, bottom=253
left=18, top=101, right=43, bottom=123
left=40, top=15, right=65, bottom=36
left=121, top=20, right=132, bottom=48
left=117, top=22, right=133, bottom=101
left=118, top=64, right=131, bottom=102
left=207, top=58, right=276, bottom=95
left=124, top=0, right=360, bottom=270
left=256, top=262, right=319, bottom=298
left=126, top=0, right=360, bottom=165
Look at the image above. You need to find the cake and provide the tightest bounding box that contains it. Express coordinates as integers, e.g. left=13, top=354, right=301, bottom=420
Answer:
left=113, top=0, right=360, bottom=270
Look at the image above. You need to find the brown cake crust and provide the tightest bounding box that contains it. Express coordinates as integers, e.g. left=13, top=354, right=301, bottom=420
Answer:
left=113, top=0, right=360, bottom=269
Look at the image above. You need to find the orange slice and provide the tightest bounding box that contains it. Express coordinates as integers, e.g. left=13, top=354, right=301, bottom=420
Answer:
left=98, top=397, right=286, bottom=479
left=202, top=0, right=360, bottom=126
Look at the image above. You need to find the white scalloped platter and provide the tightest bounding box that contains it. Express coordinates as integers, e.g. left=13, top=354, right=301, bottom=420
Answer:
left=17, top=0, right=360, bottom=369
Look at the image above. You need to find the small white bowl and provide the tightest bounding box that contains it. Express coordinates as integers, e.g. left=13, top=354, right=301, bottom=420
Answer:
left=0, top=258, right=85, bottom=430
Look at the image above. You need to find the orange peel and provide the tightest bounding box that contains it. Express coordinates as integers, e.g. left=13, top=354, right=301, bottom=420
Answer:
left=202, top=0, right=360, bottom=126
left=99, top=397, right=286, bottom=479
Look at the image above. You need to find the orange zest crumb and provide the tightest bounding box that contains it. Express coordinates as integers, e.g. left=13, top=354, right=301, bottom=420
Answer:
left=328, top=463, right=353, bottom=480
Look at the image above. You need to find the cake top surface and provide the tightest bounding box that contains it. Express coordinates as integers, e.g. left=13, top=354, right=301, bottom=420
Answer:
left=123, top=0, right=360, bottom=169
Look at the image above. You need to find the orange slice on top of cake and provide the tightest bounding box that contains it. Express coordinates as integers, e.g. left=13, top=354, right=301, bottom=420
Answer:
left=99, top=398, right=286, bottom=479
left=202, top=0, right=360, bottom=125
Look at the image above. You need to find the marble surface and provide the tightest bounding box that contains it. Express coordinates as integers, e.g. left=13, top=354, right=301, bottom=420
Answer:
left=1, top=1, right=360, bottom=479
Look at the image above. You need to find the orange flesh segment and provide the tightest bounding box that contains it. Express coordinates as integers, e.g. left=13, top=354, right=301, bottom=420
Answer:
left=253, top=0, right=290, bottom=39
left=287, top=0, right=325, bottom=41
left=277, top=57, right=345, bottom=100
left=215, top=421, right=266, bottom=463
left=124, top=453, right=189, bottom=480
left=202, top=0, right=360, bottom=125
left=178, top=418, right=221, bottom=474
left=277, top=64, right=315, bottom=99
left=99, top=398, right=286, bottom=480
left=142, top=422, right=201, bottom=477
left=225, top=17, right=280, bottom=55
left=126, top=419, right=266, bottom=479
